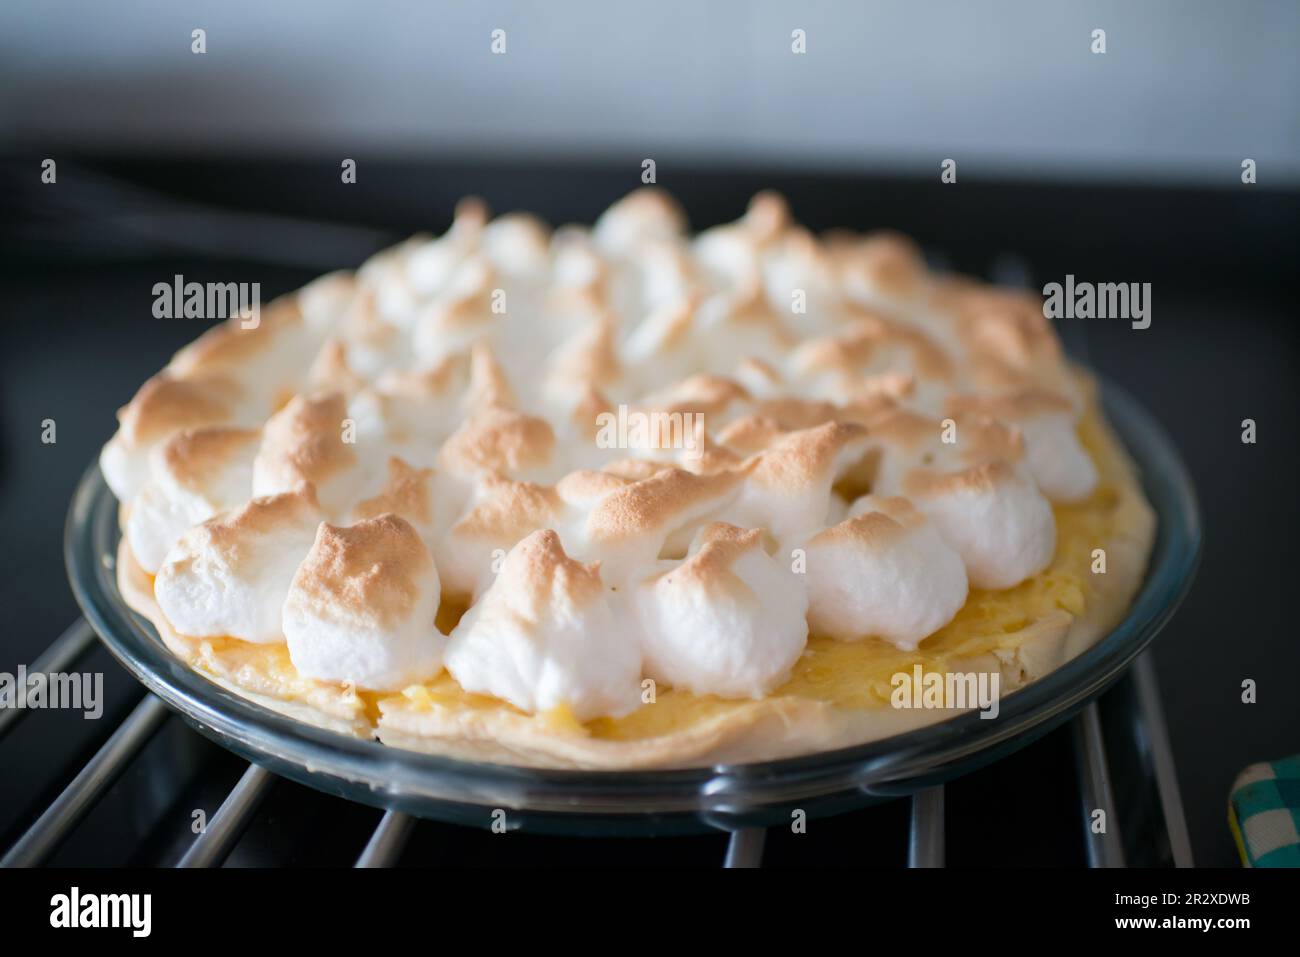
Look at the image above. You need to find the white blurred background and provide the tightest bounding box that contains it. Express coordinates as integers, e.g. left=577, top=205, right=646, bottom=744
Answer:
left=2, top=0, right=1296, bottom=186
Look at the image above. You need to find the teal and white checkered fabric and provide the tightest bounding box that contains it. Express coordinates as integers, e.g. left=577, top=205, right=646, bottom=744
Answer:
left=1229, top=757, right=1300, bottom=868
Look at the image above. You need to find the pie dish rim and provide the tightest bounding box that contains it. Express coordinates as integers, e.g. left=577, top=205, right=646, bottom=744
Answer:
left=66, top=374, right=1200, bottom=824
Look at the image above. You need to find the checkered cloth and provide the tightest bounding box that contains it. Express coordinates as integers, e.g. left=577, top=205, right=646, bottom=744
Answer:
left=1229, top=757, right=1300, bottom=867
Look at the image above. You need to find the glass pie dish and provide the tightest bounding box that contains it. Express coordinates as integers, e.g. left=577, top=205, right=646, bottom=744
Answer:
left=67, top=376, right=1199, bottom=835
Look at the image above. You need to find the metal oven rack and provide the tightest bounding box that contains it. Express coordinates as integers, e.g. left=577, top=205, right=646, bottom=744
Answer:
left=1, top=617, right=1193, bottom=869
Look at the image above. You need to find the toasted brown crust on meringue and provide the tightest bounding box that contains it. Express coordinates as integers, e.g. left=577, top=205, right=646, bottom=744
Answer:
left=648, top=522, right=765, bottom=587
left=308, top=339, right=367, bottom=395
left=375, top=355, right=466, bottom=401
left=189, top=482, right=320, bottom=550
left=168, top=296, right=303, bottom=376
left=155, top=426, right=261, bottom=491
left=499, top=529, right=606, bottom=608
left=746, top=421, right=869, bottom=490
left=902, top=458, right=1020, bottom=498
left=289, top=515, right=432, bottom=629
left=117, top=373, right=237, bottom=446
left=450, top=477, right=563, bottom=541
left=256, top=391, right=357, bottom=490
left=587, top=467, right=745, bottom=544
left=945, top=388, right=1076, bottom=421
left=353, top=458, right=434, bottom=526
left=465, top=342, right=515, bottom=409
left=438, top=406, right=556, bottom=477
left=809, top=497, right=924, bottom=549
left=638, top=374, right=750, bottom=418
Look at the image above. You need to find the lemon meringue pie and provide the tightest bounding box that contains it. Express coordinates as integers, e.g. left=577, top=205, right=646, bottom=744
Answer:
left=107, top=189, right=1155, bottom=768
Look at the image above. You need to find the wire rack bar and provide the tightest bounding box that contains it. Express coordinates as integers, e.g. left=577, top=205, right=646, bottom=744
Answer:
left=723, top=828, right=766, bottom=868
left=0, top=619, right=97, bottom=741
left=177, top=763, right=276, bottom=868
left=908, top=786, right=945, bottom=867
left=1132, top=653, right=1194, bottom=867
left=1072, top=701, right=1126, bottom=867
left=355, top=810, right=415, bottom=868
left=1, top=693, right=169, bottom=867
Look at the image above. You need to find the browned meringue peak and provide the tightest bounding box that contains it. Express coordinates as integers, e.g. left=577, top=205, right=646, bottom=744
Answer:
left=820, top=494, right=928, bottom=545
left=938, top=280, right=1063, bottom=371
left=743, top=191, right=793, bottom=243
left=733, top=356, right=784, bottom=397
left=544, top=313, right=622, bottom=406
left=696, top=197, right=774, bottom=287
left=715, top=414, right=786, bottom=456
left=252, top=391, right=361, bottom=515
left=942, top=409, right=1027, bottom=467
left=296, top=271, right=359, bottom=333
left=167, top=295, right=304, bottom=379
left=945, top=388, right=1074, bottom=424
left=554, top=468, right=632, bottom=510
left=153, top=483, right=325, bottom=644
left=437, top=404, right=557, bottom=483
left=355, top=234, right=428, bottom=328
left=944, top=390, right=1098, bottom=503
left=599, top=457, right=673, bottom=481
left=443, top=528, right=642, bottom=721
left=463, top=341, right=517, bottom=410
left=634, top=521, right=809, bottom=700
left=189, top=480, right=322, bottom=547
left=346, top=354, right=469, bottom=451
left=116, top=372, right=239, bottom=448
left=411, top=255, right=502, bottom=363
left=840, top=406, right=943, bottom=497
left=899, top=458, right=1056, bottom=590
left=792, top=312, right=954, bottom=389
left=333, top=288, right=402, bottom=373
left=375, top=353, right=467, bottom=402
left=652, top=521, right=767, bottom=584
left=126, top=425, right=263, bottom=573
left=718, top=421, right=872, bottom=547
left=550, top=226, right=610, bottom=293
left=679, top=434, right=747, bottom=476
left=805, top=495, right=969, bottom=650
left=482, top=211, right=551, bottom=278
left=438, top=475, right=566, bottom=598
left=636, top=240, right=701, bottom=311
left=593, top=187, right=688, bottom=257
left=584, top=466, right=750, bottom=583
left=307, top=339, right=368, bottom=396
left=100, top=371, right=243, bottom=501
left=634, top=373, right=750, bottom=421
left=400, top=197, right=488, bottom=295
left=282, top=513, right=444, bottom=691
left=761, top=227, right=842, bottom=327
left=286, top=514, right=434, bottom=632
left=747, top=396, right=843, bottom=433
left=693, top=280, right=797, bottom=372
left=620, top=295, right=699, bottom=379
left=153, top=425, right=262, bottom=493
left=163, top=297, right=317, bottom=412
left=566, top=385, right=616, bottom=442
left=351, top=457, right=437, bottom=544
left=833, top=229, right=928, bottom=303
left=486, top=527, right=609, bottom=612
left=693, top=193, right=790, bottom=287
